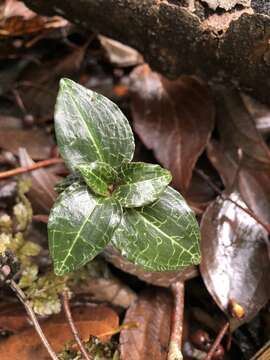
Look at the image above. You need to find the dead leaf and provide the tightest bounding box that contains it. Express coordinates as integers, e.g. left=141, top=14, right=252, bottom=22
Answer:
left=130, top=64, right=215, bottom=193
left=0, top=303, right=29, bottom=333
left=120, top=288, right=173, bottom=360
left=18, top=148, right=59, bottom=214
left=75, top=276, right=137, bottom=309
left=200, top=191, right=270, bottom=329
left=0, top=304, right=119, bottom=360
left=0, top=128, right=54, bottom=159
left=208, top=86, right=270, bottom=225
left=0, top=0, right=68, bottom=36
left=104, top=245, right=198, bottom=287
left=99, top=35, right=144, bottom=67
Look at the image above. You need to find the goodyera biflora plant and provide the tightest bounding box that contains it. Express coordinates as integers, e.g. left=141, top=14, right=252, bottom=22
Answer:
left=48, top=78, right=201, bottom=276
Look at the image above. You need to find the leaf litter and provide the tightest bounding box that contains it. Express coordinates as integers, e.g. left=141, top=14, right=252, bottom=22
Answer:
left=0, top=1, right=270, bottom=359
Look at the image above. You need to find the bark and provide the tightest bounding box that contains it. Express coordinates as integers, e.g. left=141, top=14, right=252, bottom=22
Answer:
left=24, top=0, right=270, bottom=105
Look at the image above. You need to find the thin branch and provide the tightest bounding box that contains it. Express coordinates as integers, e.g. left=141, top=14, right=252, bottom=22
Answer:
left=3, top=274, right=58, bottom=360
left=203, top=322, right=229, bottom=360
left=168, top=281, right=185, bottom=360
left=195, top=169, right=270, bottom=233
left=62, top=290, right=93, bottom=360
left=0, top=158, right=63, bottom=180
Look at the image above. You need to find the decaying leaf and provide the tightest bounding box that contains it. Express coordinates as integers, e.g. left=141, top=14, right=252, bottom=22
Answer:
left=208, top=86, right=270, bottom=225
left=200, top=191, right=270, bottom=329
left=19, top=148, right=59, bottom=214
left=0, top=305, right=119, bottom=360
left=0, top=128, right=54, bottom=159
left=130, top=64, right=215, bottom=193
left=99, top=35, right=143, bottom=67
left=120, top=288, right=173, bottom=360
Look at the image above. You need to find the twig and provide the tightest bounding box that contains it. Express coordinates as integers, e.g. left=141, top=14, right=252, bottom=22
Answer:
left=168, top=281, right=185, bottom=360
left=0, top=158, right=63, bottom=180
left=195, top=169, right=270, bottom=233
left=203, top=322, right=229, bottom=360
left=62, top=290, right=93, bottom=360
left=0, top=269, right=58, bottom=360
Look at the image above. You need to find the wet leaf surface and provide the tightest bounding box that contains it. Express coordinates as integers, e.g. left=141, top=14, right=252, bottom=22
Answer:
left=200, top=191, right=270, bottom=328
left=120, top=288, right=173, bottom=360
left=130, top=64, right=215, bottom=193
left=0, top=304, right=119, bottom=360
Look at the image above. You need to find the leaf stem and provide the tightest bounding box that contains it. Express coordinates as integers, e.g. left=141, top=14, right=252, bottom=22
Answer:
left=0, top=158, right=64, bottom=180
left=62, top=290, right=93, bottom=360
left=203, top=322, right=229, bottom=360
left=168, top=281, right=184, bottom=360
left=2, top=271, right=59, bottom=360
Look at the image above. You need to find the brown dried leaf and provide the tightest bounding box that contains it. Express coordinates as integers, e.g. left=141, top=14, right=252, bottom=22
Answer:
left=103, top=245, right=198, bottom=287
left=99, top=35, right=144, bottom=67
left=130, top=64, right=215, bottom=193
left=0, top=305, right=118, bottom=360
left=120, top=288, right=173, bottom=360
left=0, top=0, right=67, bottom=36
left=208, top=86, right=270, bottom=224
left=0, top=128, right=54, bottom=159
left=19, top=148, right=59, bottom=214
left=75, top=276, right=137, bottom=309
left=200, top=192, right=270, bottom=329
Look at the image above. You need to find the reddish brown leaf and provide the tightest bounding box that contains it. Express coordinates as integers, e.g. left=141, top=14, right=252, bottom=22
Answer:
left=130, top=64, right=215, bottom=193
left=0, top=305, right=118, bottom=360
left=200, top=192, right=270, bottom=329
left=104, top=245, right=198, bottom=287
left=208, top=87, right=270, bottom=225
left=0, top=128, right=54, bottom=160
left=19, top=148, right=59, bottom=214
left=120, top=288, right=173, bottom=360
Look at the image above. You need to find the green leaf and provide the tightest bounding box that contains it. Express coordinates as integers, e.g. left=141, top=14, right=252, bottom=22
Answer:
left=112, top=186, right=200, bottom=271
left=77, top=161, right=118, bottom=197
left=54, top=78, right=135, bottom=172
left=113, top=162, right=172, bottom=207
left=48, top=183, right=122, bottom=275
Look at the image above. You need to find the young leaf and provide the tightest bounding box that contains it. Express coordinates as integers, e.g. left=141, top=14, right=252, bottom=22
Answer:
left=48, top=183, right=122, bottom=275
left=113, top=162, right=172, bottom=208
left=77, top=161, right=118, bottom=197
left=112, top=187, right=200, bottom=271
left=54, top=78, right=135, bottom=172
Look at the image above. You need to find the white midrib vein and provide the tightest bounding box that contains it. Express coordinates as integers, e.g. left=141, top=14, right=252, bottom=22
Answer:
left=67, top=88, right=104, bottom=162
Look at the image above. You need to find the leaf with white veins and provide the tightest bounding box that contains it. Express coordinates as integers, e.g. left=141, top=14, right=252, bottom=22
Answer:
left=112, top=186, right=200, bottom=271
left=77, top=161, right=118, bottom=197
left=54, top=78, right=135, bottom=172
left=48, top=183, right=122, bottom=275
left=114, top=162, right=172, bottom=208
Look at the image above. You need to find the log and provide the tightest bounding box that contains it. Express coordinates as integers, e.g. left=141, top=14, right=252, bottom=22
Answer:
left=24, top=0, right=270, bottom=105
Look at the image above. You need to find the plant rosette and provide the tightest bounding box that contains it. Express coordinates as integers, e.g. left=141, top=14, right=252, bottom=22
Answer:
left=48, top=78, right=201, bottom=276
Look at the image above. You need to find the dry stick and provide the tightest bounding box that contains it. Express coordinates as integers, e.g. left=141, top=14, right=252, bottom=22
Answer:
left=62, top=290, right=93, bottom=360
left=0, top=270, right=59, bottom=360
left=0, top=158, right=64, bottom=180
left=168, top=281, right=185, bottom=360
left=195, top=169, right=270, bottom=234
left=203, top=322, right=230, bottom=360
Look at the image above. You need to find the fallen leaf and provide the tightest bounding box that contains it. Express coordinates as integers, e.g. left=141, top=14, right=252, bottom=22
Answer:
left=75, top=276, right=137, bottom=309
left=99, top=35, right=144, bottom=67
left=200, top=191, right=270, bottom=329
left=0, top=0, right=68, bottom=36
left=120, top=288, right=173, bottom=360
left=18, top=148, right=59, bottom=214
left=208, top=86, right=270, bottom=225
left=103, top=245, right=198, bottom=287
left=130, top=64, right=215, bottom=193
left=0, top=303, right=29, bottom=333
left=0, top=128, right=54, bottom=159
left=0, top=304, right=118, bottom=360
